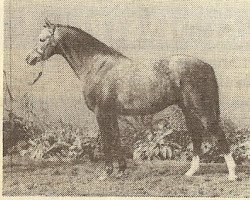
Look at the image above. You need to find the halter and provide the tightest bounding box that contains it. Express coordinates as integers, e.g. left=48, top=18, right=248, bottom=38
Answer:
left=35, top=25, right=57, bottom=59
left=30, top=25, right=59, bottom=85
left=34, top=47, right=44, bottom=56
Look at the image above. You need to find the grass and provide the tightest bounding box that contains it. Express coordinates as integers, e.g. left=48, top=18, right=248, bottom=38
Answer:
left=3, top=155, right=250, bottom=197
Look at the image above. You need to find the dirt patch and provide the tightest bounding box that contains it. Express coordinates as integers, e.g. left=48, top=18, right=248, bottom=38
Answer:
left=3, top=156, right=250, bottom=197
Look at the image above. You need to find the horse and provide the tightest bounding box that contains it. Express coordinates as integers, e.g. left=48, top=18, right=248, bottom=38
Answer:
left=26, top=19, right=237, bottom=180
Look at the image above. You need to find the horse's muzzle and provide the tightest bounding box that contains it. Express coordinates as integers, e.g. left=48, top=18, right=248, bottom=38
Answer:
left=26, top=50, right=41, bottom=65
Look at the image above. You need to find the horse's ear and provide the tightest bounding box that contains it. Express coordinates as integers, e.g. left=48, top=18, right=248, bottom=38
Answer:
left=44, top=18, right=53, bottom=27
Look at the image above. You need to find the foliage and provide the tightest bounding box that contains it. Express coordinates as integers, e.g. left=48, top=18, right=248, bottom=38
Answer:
left=3, top=108, right=249, bottom=165
left=22, top=127, right=97, bottom=161
left=3, top=113, right=42, bottom=156
left=119, top=113, right=192, bottom=162
left=120, top=110, right=250, bottom=164
left=3, top=112, right=98, bottom=161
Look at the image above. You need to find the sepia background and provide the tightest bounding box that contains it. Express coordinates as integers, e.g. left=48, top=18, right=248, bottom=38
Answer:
left=2, top=0, right=250, bottom=197
left=4, top=0, right=250, bottom=129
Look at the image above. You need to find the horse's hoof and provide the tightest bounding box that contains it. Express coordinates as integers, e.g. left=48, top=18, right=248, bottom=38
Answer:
left=185, top=170, right=195, bottom=177
left=116, top=171, right=128, bottom=179
left=98, top=174, right=109, bottom=181
left=228, top=175, right=237, bottom=181
left=185, top=165, right=199, bottom=177
left=98, top=171, right=111, bottom=181
left=185, top=173, right=193, bottom=177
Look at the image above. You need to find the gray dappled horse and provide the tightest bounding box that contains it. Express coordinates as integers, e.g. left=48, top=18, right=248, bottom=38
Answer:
left=26, top=19, right=237, bottom=180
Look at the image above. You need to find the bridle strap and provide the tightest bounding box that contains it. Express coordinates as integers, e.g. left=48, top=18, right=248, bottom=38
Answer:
left=30, top=26, right=57, bottom=85
left=35, top=25, right=57, bottom=58
left=35, top=48, right=44, bottom=56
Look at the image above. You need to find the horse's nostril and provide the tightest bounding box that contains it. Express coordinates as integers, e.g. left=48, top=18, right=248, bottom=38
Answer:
left=26, top=54, right=37, bottom=65
left=30, top=57, right=37, bottom=65
left=26, top=55, right=30, bottom=63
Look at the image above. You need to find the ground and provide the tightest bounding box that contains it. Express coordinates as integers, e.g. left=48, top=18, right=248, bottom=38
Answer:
left=3, top=156, right=250, bottom=197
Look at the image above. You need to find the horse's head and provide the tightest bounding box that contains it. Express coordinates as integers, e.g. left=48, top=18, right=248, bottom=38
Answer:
left=26, top=19, right=59, bottom=65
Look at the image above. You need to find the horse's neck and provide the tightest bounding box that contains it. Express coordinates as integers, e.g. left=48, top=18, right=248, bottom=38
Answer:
left=59, top=33, right=124, bottom=80
left=61, top=45, right=91, bottom=79
left=61, top=45, right=118, bottom=80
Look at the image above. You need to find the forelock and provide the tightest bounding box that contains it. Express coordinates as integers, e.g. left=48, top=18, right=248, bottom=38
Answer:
left=39, top=28, right=53, bottom=38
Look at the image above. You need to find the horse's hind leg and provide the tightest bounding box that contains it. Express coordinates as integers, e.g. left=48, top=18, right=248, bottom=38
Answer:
left=182, top=108, right=203, bottom=176
left=209, top=121, right=237, bottom=180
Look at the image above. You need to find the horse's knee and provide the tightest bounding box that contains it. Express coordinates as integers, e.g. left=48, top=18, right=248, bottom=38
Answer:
left=191, top=138, right=202, bottom=156
left=118, top=157, right=127, bottom=172
left=214, top=127, right=230, bottom=154
left=217, top=137, right=230, bottom=154
left=105, top=161, right=114, bottom=175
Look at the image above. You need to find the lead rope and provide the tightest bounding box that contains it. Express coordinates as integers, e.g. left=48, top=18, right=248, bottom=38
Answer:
left=29, top=60, right=46, bottom=85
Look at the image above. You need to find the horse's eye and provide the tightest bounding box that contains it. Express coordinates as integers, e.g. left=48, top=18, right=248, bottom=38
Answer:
left=40, top=38, right=45, bottom=42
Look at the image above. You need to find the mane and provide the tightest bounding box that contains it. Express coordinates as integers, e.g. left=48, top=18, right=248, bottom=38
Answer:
left=56, top=24, right=126, bottom=58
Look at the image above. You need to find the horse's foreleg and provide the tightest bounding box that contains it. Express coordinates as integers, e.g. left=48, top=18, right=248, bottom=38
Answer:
left=114, top=137, right=127, bottom=173
left=111, top=117, right=127, bottom=177
left=96, top=111, right=114, bottom=180
left=96, top=111, right=127, bottom=179
left=224, top=153, right=237, bottom=180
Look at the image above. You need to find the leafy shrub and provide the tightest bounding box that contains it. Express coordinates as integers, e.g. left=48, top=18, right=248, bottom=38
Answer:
left=20, top=125, right=97, bottom=161
left=3, top=113, right=42, bottom=156
left=119, top=110, right=250, bottom=164
left=3, top=113, right=98, bottom=161
left=4, top=109, right=249, bottom=165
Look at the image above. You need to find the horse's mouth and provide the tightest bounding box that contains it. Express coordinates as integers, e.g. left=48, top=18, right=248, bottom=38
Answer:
left=26, top=53, right=41, bottom=65
left=29, top=57, right=38, bottom=65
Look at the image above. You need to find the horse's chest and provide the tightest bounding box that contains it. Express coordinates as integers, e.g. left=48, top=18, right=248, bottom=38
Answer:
left=83, top=89, right=97, bottom=112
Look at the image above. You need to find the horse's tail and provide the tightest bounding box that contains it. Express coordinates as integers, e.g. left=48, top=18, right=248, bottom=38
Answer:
left=204, top=64, right=230, bottom=154
left=203, top=64, right=221, bottom=133
left=213, top=75, right=221, bottom=123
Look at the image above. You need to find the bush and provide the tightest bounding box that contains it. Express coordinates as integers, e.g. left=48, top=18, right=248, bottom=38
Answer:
left=20, top=125, right=98, bottom=161
left=3, top=113, right=43, bottom=156
left=3, top=113, right=98, bottom=161
left=120, top=113, right=250, bottom=164
left=4, top=110, right=249, bottom=165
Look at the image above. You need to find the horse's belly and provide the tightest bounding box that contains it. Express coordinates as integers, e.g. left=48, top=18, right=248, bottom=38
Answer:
left=117, top=99, right=172, bottom=115
left=116, top=81, right=176, bottom=115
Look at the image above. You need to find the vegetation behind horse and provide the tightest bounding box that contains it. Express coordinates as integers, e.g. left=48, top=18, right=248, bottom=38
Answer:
left=3, top=106, right=250, bottom=165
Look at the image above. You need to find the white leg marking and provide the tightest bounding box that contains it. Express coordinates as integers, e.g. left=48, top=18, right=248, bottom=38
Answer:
left=185, top=155, right=200, bottom=177
left=224, top=153, right=237, bottom=180
left=98, top=171, right=109, bottom=181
